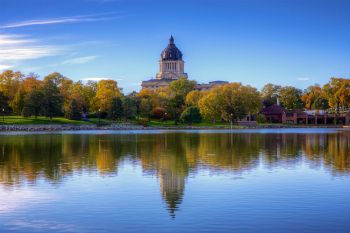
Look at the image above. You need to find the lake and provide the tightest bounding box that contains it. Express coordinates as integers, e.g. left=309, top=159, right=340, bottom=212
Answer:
left=0, top=129, right=349, bottom=233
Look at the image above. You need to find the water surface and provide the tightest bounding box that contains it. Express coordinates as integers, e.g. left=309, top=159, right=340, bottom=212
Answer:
left=0, top=129, right=349, bottom=233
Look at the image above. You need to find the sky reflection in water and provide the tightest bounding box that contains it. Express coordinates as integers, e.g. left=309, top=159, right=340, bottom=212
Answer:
left=0, top=129, right=349, bottom=233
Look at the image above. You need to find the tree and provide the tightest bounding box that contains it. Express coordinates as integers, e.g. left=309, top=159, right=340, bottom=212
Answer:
left=65, top=99, right=81, bottom=120
left=301, top=84, right=325, bottom=110
left=139, top=98, right=153, bottom=121
left=166, top=95, right=184, bottom=124
left=198, top=89, right=222, bottom=123
left=180, top=106, right=202, bottom=124
left=94, top=80, right=121, bottom=114
left=312, top=96, right=329, bottom=110
left=137, top=89, right=158, bottom=121
left=42, top=78, right=64, bottom=120
left=107, top=97, right=123, bottom=121
left=323, top=78, right=350, bottom=111
left=198, top=83, right=261, bottom=123
left=11, top=90, right=25, bottom=115
left=82, top=81, right=98, bottom=112
left=168, top=77, right=196, bottom=97
left=0, top=91, right=10, bottom=114
left=185, top=90, right=203, bottom=107
left=279, top=86, right=303, bottom=110
left=0, top=70, right=24, bottom=101
left=68, top=81, right=89, bottom=114
left=261, top=83, right=281, bottom=107
left=219, top=83, right=249, bottom=122
left=22, top=73, right=42, bottom=92
left=122, top=95, right=137, bottom=121
left=241, top=85, right=262, bottom=119
left=22, top=89, right=44, bottom=118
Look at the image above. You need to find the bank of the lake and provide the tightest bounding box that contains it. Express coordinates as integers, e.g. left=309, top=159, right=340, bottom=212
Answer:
left=0, top=123, right=344, bottom=131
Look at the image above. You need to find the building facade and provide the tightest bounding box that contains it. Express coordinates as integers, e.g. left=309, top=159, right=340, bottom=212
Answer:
left=141, top=36, right=188, bottom=90
left=141, top=36, right=227, bottom=91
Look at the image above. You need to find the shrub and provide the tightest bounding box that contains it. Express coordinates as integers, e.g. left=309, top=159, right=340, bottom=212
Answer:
left=152, top=107, right=166, bottom=119
left=256, top=114, right=266, bottom=123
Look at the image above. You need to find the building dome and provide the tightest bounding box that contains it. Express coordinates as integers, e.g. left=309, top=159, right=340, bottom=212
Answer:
left=161, top=36, right=183, bottom=61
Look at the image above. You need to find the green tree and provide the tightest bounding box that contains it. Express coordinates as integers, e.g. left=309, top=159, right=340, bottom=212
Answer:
left=22, top=89, right=44, bottom=118
left=279, top=86, right=303, bottom=110
left=261, top=83, right=281, bottom=107
left=180, top=106, right=202, bottom=124
left=139, top=98, right=153, bottom=121
left=312, top=96, right=329, bottom=110
left=0, top=91, right=10, bottom=114
left=65, top=99, right=81, bottom=120
left=166, top=95, right=184, bottom=124
left=107, top=97, right=123, bottom=121
left=168, top=77, right=196, bottom=97
left=42, top=78, right=64, bottom=120
left=122, top=95, right=137, bottom=121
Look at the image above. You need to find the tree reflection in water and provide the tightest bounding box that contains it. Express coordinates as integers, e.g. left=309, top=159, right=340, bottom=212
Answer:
left=0, top=131, right=349, bottom=216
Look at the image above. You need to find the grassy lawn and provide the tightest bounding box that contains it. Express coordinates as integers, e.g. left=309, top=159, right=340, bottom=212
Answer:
left=0, top=116, right=97, bottom=125
left=0, top=116, right=138, bottom=125
left=147, top=119, right=231, bottom=127
left=1, top=116, right=313, bottom=128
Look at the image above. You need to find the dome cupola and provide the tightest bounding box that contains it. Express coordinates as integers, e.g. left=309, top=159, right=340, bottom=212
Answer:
left=161, top=36, right=183, bottom=61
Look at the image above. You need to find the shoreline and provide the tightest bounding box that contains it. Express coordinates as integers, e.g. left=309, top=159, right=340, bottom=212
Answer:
left=0, top=123, right=345, bottom=131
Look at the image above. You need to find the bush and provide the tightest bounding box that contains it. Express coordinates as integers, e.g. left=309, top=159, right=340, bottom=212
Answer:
left=256, top=114, right=266, bottom=123
left=180, top=106, right=202, bottom=125
left=152, top=107, right=166, bottom=119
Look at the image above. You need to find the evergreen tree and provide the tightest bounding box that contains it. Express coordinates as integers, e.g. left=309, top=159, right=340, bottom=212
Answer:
left=107, top=97, right=123, bottom=121
left=180, top=106, right=202, bottom=124
left=0, top=91, right=10, bottom=115
left=122, top=96, right=137, bottom=121
left=166, top=95, right=184, bottom=124
left=65, top=99, right=81, bottom=120
left=22, top=89, right=44, bottom=118
left=42, top=79, right=63, bottom=120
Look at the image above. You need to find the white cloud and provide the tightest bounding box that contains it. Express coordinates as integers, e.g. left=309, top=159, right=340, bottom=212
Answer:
left=0, top=34, right=60, bottom=68
left=0, top=64, right=13, bottom=71
left=0, top=35, right=58, bottom=60
left=0, top=189, right=54, bottom=213
left=0, top=13, right=120, bottom=29
left=62, top=56, right=97, bottom=65
left=297, top=77, right=310, bottom=81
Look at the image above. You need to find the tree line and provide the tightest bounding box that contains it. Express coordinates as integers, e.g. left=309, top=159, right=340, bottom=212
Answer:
left=0, top=70, right=349, bottom=124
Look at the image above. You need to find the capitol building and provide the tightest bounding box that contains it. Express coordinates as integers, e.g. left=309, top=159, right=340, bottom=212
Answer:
left=141, top=36, right=227, bottom=91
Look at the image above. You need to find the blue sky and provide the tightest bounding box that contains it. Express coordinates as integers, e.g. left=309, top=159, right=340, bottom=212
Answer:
left=0, top=0, right=349, bottom=93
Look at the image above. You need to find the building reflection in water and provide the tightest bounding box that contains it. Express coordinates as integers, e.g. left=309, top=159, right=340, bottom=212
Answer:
left=0, top=131, right=349, bottom=216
